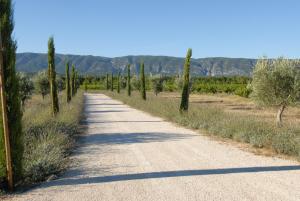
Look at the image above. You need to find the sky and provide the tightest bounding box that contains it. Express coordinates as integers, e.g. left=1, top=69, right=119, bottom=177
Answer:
left=14, top=0, right=300, bottom=58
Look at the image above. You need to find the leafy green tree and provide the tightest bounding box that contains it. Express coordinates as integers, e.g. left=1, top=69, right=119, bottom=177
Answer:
left=127, top=64, right=131, bottom=96
left=48, top=37, right=59, bottom=116
left=106, top=73, right=109, bottom=90
left=56, top=75, right=65, bottom=92
left=0, top=0, right=24, bottom=182
left=111, top=73, right=114, bottom=91
left=71, top=64, right=75, bottom=96
left=65, top=61, right=71, bottom=102
left=179, top=48, right=192, bottom=112
left=251, top=57, right=300, bottom=126
left=18, top=72, right=34, bottom=107
left=117, top=71, right=120, bottom=93
left=34, top=70, right=49, bottom=99
left=140, top=61, right=146, bottom=100
left=151, top=77, right=163, bottom=96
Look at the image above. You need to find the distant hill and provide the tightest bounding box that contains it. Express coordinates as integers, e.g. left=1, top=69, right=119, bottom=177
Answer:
left=16, top=53, right=257, bottom=76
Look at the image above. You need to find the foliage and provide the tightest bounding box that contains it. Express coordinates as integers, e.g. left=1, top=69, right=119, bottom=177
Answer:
left=140, top=62, right=146, bottom=100
left=180, top=48, right=192, bottom=112
left=117, top=71, right=120, bottom=93
left=151, top=77, right=163, bottom=96
left=111, top=73, right=114, bottom=91
left=0, top=0, right=24, bottom=182
left=56, top=75, right=65, bottom=92
left=65, top=61, right=71, bottom=102
left=48, top=37, right=59, bottom=116
left=251, top=57, right=300, bottom=125
left=71, top=64, right=75, bottom=96
left=34, top=70, right=49, bottom=99
left=18, top=72, right=34, bottom=107
left=127, top=64, right=131, bottom=96
left=22, top=91, right=84, bottom=184
left=106, top=73, right=109, bottom=90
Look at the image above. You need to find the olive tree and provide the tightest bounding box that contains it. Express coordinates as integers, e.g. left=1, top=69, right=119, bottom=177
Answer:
left=251, top=57, right=300, bottom=126
left=34, top=70, right=49, bottom=99
left=151, top=77, right=163, bottom=96
left=18, top=72, right=34, bottom=107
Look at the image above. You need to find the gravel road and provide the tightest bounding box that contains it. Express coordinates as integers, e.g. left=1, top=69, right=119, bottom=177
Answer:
left=9, top=93, right=300, bottom=201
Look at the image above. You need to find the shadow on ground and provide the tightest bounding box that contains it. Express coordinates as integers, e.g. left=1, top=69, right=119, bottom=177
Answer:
left=40, top=165, right=300, bottom=188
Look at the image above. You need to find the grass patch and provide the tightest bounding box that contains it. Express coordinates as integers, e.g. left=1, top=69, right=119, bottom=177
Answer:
left=105, top=91, right=300, bottom=159
left=22, top=91, right=84, bottom=184
left=0, top=90, right=84, bottom=190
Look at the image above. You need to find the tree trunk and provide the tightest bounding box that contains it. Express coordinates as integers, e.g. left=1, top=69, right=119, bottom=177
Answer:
left=276, top=104, right=285, bottom=127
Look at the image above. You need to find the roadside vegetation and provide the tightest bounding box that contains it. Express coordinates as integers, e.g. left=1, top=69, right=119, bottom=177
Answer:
left=95, top=51, right=300, bottom=161
left=0, top=0, right=83, bottom=192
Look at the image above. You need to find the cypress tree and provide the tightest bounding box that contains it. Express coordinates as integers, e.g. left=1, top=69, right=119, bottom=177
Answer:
left=48, top=37, right=59, bottom=116
left=179, top=48, right=192, bottom=112
left=65, top=60, right=71, bottom=103
left=106, top=73, right=109, bottom=90
left=111, top=73, right=114, bottom=91
left=71, top=64, right=75, bottom=96
left=127, top=64, right=131, bottom=96
left=0, top=0, right=23, bottom=183
left=74, top=70, right=78, bottom=95
left=117, top=71, right=120, bottom=93
left=140, top=61, right=146, bottom=100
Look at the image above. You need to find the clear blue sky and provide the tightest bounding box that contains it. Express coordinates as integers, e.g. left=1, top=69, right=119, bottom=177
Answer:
left=14, top=0, right=300, bottom=58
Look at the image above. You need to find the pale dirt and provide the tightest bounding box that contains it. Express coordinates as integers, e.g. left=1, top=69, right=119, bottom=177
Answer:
left=8, top=93, right=300, bottom=201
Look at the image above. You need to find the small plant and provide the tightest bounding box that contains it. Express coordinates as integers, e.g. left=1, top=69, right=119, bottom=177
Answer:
left=180, top=48, right=192, bottom=112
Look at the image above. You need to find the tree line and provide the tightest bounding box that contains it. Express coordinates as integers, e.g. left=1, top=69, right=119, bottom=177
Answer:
left=0, top=0, right=80, bottom=190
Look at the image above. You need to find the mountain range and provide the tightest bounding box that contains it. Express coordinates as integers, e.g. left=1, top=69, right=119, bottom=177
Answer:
left=16, top=52, right=257, bottom=76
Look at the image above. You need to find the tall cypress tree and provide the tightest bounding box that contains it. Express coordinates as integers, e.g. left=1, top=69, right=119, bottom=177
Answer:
left=74, top=70, right=78, bottom=95
left=71, top=64, right=75, bottom=96
left=0, top=0, right=23, bottom=182
left=179, top=48, right=192, bottom=112
left=127, top=64, right=131, bottom=96
left=117, top=71, right=120, bottom=93
left=111, top=73, right=114, bottom=91
left=48, top=37, right=59, bottom=116
left=65, top=60, right=71, bottom=103
left=140, top=61, right=146, bottom=100
left=106, top=73, right=109, bottom=90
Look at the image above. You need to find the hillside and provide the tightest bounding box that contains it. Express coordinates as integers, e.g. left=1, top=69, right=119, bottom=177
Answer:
left=16, top=53, right=257, bottom=76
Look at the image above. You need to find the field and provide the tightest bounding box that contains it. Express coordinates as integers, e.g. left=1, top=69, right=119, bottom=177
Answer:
left=104, top=90, right=300, bottom=160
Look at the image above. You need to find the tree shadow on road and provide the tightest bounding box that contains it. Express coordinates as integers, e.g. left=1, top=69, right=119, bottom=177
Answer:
left=80, top=132, right=193, bottom=146
left=40, top=165, right=300, bottom=188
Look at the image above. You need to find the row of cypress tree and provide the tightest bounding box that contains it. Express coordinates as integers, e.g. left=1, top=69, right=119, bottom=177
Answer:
left=47, top=38, right=80, bottom=116
left=107, top=49, right=192, bottom=112
left=0, top=0, right=81, bottom=188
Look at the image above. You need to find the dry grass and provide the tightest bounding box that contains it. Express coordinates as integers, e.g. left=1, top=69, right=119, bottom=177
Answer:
left=161, top=92, right=300, bottom=126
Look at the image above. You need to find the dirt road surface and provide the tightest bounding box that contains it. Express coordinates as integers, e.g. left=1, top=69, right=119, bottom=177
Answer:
left=9, top=93, right=300, bottom=201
